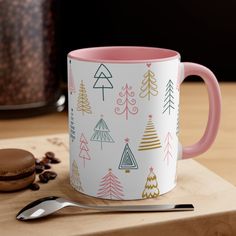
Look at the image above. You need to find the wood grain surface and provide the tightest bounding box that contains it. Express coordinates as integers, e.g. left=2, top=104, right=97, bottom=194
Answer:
left=0, top=134, right=236, bottom=236
left=0, top=82, right=235, bottom=235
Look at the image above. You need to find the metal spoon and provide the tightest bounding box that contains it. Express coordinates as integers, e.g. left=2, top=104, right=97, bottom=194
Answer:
left=16, top=196, right=194, bottom=221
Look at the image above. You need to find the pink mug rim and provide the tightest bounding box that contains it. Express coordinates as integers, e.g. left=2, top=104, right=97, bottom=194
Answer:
left=68, top=46, right=180, bottom=63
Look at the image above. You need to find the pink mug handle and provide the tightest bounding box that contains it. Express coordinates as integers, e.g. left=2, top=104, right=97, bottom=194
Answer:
left=179, top=62, right=221, bottom=159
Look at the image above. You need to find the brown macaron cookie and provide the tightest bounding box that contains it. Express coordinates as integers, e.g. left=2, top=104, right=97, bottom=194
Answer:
left=0, top=149, right=36, bottom=192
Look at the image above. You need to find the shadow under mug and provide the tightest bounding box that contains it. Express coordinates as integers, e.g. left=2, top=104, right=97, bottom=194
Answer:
left=67, top=46, right=221, bottom=200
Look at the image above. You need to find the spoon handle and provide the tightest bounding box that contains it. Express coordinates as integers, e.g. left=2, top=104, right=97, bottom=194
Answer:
left=81, top=203, right=194, bottom=212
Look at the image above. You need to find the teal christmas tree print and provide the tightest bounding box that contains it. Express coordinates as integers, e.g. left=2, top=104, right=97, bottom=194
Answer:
left=118, top=138, right=138, bottom=173
left=69, top=108, right=76, bottom=142
left=163, top=79, right=175, bottom=114
left=90, top=115, right=114, bottom=149
left=93, top=64, right=113, bottom=101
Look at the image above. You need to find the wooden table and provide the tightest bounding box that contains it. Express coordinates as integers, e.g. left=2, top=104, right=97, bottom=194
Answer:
left=0, top=82, right=235, bottom=235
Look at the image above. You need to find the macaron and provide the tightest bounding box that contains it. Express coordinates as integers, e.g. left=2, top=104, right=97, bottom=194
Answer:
left=0, top=149, right=36, bottom=192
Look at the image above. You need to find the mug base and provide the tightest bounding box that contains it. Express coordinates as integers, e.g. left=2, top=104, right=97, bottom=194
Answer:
left=70, top=182, right=177, bottom=201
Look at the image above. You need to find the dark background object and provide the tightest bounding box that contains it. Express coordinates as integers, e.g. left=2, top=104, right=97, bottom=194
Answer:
left=58, top=0, right=236, bottom=82
left=0, top=0, right=65, bottom=118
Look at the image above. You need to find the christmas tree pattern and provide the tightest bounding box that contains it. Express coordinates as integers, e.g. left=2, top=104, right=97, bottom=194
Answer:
left=77, top=80, right=92, bottom=115
left=138, top=115, right=161, bottom=151
left=142, top=167, right=160, bottom=199
left=70, top=160, right=83, bottom=192
left=118, top=138, right=138, bottom=173
left=90, top=115, right=114, bottom=150
left=176, top=104, right=180, bottom=135
left=68, top=60, right=76, bottom=94
left=163, top=79, right=175, bottom=115
left=69, top=108, right=76, bottom=142
left=139, top=64, right=158, bottom=100
left=164, top=132, right=173, bottom=165
left=97, top=169, right=124, bottom=200
left=79, top=133, right=91, bottom=167
left=93, top=64, right=113, bottom=101
left=115, top=83, right=138, bottom=120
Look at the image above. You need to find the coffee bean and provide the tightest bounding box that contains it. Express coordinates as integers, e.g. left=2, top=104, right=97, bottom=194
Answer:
left=42, top=157, right=51, bottom=164
left=39, top=173, right=49, bottom=183
left=35, top=158, right=41, bottom=165
left=35, top=164, right=45, bottom=174
left=43, top=171, right=57, bottom=180
left=29, top=183, right=40, bottom=191
left=44, top=163, right=51, bottom=169
left=50, top=157, right=61, bottom=164
left=44, top=152, right=61, bottom=164
left=45, top=152, right=55, bottom=159
left=40, top=158, right=51, bottom=166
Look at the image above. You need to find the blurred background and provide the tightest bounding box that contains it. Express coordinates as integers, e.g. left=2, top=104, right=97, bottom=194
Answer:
left=58, top=0, right=236, bottom=83
left=0, top=0, right=235, bottom=117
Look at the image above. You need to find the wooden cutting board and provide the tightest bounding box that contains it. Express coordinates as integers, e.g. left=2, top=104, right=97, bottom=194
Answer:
left=0, top=134, right=236, bottom=236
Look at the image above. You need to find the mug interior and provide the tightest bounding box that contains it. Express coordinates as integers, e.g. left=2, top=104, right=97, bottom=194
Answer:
left=68, top=46, right=180, bottom=63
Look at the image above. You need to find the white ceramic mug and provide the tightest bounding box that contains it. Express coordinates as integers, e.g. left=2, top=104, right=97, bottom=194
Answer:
left=68, top=46, right=221, bottom=200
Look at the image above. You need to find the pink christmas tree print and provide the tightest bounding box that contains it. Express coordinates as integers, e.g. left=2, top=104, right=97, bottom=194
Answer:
left=79, top=133, right=91, bottom=167
left=97, top=169, right=124, bottom=200
left=176, top=64, right=182, bottom=91
left=115, top=83, right=138, bottom=120
left=68, top=60, right=76, bottom=94
left=176, top=104, right=180, bottom=135
left=164, top=132, right=173, bottom=165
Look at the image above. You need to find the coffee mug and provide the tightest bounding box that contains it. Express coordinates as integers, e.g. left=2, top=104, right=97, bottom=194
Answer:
left=68, top=46, right=221, bottom=200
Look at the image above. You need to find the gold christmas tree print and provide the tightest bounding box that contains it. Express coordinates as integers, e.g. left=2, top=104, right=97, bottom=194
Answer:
left=142, top=167, right=160, bottom=199
left=70, top=160, right=83, bottom=192
left=139, top=64, right=158, bottom=100
left=138, top=115, right=161, bottom=151
left=77, top=80, right=92, bottom=115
